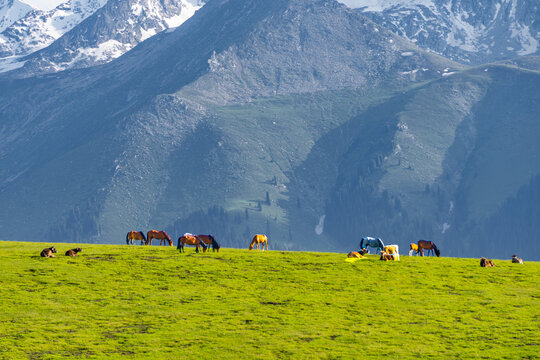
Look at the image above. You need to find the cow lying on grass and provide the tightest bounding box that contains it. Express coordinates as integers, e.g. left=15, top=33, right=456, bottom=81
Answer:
left=480, top=258, right=495, bottom=267
left=380, top=251, right=395, bottom=261
left=65, top=248, right=82, bottom=257
left=512, top=255, right=523, bottom=264
left=383, top=245, right=399, bottom=261
left=40, top=247, right=57, bottom=258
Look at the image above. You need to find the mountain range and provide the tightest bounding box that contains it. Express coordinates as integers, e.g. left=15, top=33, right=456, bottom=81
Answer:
left=353, top=0, right=540, bottom=64
left=0, top=0, right=538, bottom=260
left=0, top=0, right=202, bottom=74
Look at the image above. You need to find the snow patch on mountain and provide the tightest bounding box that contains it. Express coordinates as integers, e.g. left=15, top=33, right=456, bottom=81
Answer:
left=340, top=0, right=540, bottom=64
left=0, top=0, right=34, bottom=32
left=0, top=0, right=107, bottom=60
left=2, top=0, right=204, bottom=75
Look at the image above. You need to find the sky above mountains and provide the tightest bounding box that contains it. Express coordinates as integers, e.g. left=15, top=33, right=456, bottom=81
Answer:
left=20, top=0, right=59, bottom=10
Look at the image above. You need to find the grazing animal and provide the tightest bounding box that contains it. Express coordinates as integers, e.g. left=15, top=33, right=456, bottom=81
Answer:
left=347, top=251, right=363, bottom=258
left=417, top=240, right=440, bottom=257
left=40, top=247, right=57, bottom=258
left=126, top=231, right=146, bottom=245
left=409, top=243, right=419, bottom=256
left=147, top=230, right=173, bottom=246
left=65, top=248, right=82, bottom=256
left=379, top=251, right=395, bottom=261
left=511, top=254, right=523, bottom=264
left=197, top=234, right=221, bottom=252
left=480, top=257, right=495, bottom=267
left=249, top=234, right=268, bottom=251
left=177, top=233, right=207, bottom=253
left=359, top=248, right=369, bottom=256
left=383, top=245, right=400, bottom=261
left=359, top=237, right=385, bottom=253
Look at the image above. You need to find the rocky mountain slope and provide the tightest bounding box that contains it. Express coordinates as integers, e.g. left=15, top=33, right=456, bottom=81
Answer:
left=0, top=0, right=538, bottom=259
left=346, top=0, right=540, bottom=65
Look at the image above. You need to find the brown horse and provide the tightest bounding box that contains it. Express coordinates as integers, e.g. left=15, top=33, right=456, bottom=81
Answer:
left=126, top=231, right=146, bottom=245
left=249, top=234, right=268, bottom=251
left=197, top=234, right=220, bottom=252
left=417, top=240, right=440, bottom=257
left=147, top=230, right=172, bottom=246
left=177, top=233, right=207, bottom=253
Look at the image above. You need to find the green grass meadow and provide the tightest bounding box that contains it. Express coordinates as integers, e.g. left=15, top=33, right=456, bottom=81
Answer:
left=0, top=241, right=538, bottom=359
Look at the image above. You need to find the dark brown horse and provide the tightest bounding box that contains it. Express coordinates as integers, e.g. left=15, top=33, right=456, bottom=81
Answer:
left=147, top=230, right=172, bottom=246
left=177, top=233, right=207, bottom=253
left=197, top=234, right=220, bottom=252
left=417, top=240, right=440, bottom=257
left=126, top=231, right=146, bottom=245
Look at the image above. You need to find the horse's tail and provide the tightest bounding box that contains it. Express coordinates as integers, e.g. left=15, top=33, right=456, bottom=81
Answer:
left=126, top=232, right=130, bottom=245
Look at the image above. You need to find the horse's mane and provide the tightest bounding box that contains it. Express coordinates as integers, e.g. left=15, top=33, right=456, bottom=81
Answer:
left=139, top=231, right=146, bottom=241
left=163, top=231, right=171, bottom=240
left=200, top=236, right=208, bottom=249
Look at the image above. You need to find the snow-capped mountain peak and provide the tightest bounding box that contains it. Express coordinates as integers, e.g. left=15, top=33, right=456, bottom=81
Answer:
left=0, top=0, right=34, bottom=32
left=0, top=0, right=204, bottom=74
left=341, top=0, right=540, bottom=64
left=0, top=0, right=107, bottom=69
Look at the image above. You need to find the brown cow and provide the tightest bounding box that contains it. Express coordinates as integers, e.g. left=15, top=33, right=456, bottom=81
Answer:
left=65, top=248, right=82, bottom=257
left=40, top=247, right=57, bottom=258
left=380, top=251, right=395, bottom=261
left=480, top=257, right=495, bottom=267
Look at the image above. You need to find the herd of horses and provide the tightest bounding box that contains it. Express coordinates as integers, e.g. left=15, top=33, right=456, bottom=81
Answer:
left=127, top=231, right=268, bottom=253
left=358, top=237, right=440, bottom=258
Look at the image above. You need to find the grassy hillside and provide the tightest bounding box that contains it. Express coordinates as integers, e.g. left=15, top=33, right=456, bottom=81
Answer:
left=1, top=241, right=538, bottom=359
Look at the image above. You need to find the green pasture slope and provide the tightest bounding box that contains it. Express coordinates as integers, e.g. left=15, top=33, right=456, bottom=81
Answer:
left=0, top=241, right=538, bottom=359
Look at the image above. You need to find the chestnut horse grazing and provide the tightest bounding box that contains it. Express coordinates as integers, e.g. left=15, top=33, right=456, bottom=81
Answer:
left=177, top=233, right=207, bottom=253
left=409, top=243, right=419, bottom=256
left=126, top=231, right=146, bottom=245
left=147, top=230, right=172, bottom=246
left=417, top=240, right=440, bottom=257
left=249, top=234, right=268, bottom=251
left=197, top=234, right=220, bottom=252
